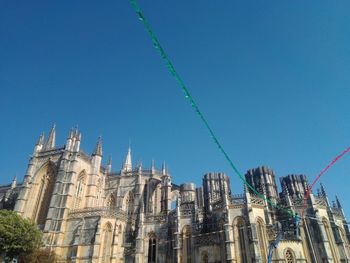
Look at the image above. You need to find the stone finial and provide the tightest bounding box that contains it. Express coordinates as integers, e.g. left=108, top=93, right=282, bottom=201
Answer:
left=92, top=136, right=103, bottom=157
left=43, top=124, right=56, bottom=150
left=162, top=161, right=166, bottom=175
left=320, top=183, right=327, bottom=197
left=335, top=196, right=342, bottom=208
left=11, top=175, right=17, bottom=189
left=67, top=129, right=74, bottom=140
left=76, top=131, right=81, bottom=141
left=36, top=133, right=45, bottom=146
left=151, top=159, right=155, bottom=174
left=137, top=161, right=142, bottom=173
left=122, top=146, right=132, bottom=172
left=106, top=156, right=112, bottom=174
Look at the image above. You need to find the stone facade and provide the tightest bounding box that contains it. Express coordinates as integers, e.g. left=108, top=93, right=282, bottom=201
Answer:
left=1, top=126, right=350, bottom=263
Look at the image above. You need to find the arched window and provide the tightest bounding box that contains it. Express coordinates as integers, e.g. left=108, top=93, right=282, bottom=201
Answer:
left=150, top=184, right=162, bottom=214
left=202, top=252, right=208, bottom=263
left=124, top=191, right=134, bottom=215
left=182, top=226, right=192, bottom=263
left=257, top=218, right=267, bottom=263
left=234, top=217, right=248, bottom=263
left=285, top=249, right=295, bottom=263
left=69, top=224, right=82, bottom=259
left=32, top=163, right=56, bottom=228
left=323, top=218, right=338, bottom=261
left=101, top=223, right=113, bottom=263
left=148, top=233, right=157, bottom=263
left=74, top=171, right=86, bottom=209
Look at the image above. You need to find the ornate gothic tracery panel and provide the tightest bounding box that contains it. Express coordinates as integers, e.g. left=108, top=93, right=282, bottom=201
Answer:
left=101, top=222, right=113, bottom=263
left=322, top=218, right=338, bottom=261
left=256, top=217, right=267, bottom=263
left=73, top=171, right=86, bottom=209
left=285, top=249, right=295, bottom=263
left=182, top=225, right=192, bottom=263
left=124, top=191, right=134, bottom=215
left=234, top=217, right=249, bottom=263
left=32, top=162, right=57, bottom=227
left=106, top=194, right=116, bottom=208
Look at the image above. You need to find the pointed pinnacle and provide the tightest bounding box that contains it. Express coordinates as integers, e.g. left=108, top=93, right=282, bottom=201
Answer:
left=93, top=136, right=103, bottom=156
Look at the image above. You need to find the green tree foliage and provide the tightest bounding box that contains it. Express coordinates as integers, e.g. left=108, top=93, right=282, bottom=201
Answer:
left=0, top=210, right=42, bottom=257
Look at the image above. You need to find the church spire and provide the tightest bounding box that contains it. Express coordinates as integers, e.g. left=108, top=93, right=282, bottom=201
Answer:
left=122, top=146, right=132, bottom=172
left=44, top=124, right=56, bottom=150
left=92, top=136, right=103, bottom=157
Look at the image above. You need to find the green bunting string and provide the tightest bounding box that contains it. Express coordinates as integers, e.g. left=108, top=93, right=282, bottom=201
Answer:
left=129, top=0, right=294, bottom=217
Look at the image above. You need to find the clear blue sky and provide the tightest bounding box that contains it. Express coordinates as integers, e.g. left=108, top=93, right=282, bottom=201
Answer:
left=1, top=1, right=349, bottom=213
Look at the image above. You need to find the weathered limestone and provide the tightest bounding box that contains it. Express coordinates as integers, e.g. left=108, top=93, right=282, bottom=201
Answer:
left=0, top=127, right=349, bottom=263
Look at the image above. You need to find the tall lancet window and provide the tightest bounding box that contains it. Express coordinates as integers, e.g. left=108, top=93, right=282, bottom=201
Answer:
left=234, top=217, right=248, bottom=263
left=182, top=225, right=192, bottom=263
left=101, top=223, right=113, bottom=263
left=148, top=233, right=157, bottom=263
left=323, top=218, right=338, bottom=261
left=32, top=163, right=56, bottom=228
left=124, top=191, right=134, bottom=215
left=74, top=171, right=86, bottom=209
left=257, top=218, right=267, bottom=263
left=202, top=252, right=209, bottom=263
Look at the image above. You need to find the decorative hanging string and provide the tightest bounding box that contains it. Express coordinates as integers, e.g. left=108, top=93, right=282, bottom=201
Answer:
left=301, top=146, right=350, bottom=217
left=128, top=0, right=294, bottom=216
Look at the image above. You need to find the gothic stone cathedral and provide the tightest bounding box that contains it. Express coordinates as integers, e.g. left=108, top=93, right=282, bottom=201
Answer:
left=1, top=126, right=350, bottom=263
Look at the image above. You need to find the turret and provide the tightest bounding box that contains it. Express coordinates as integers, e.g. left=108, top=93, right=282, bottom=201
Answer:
left=279, top=174, right=308, bottom=199
left=245, top=166, right=278, bottom=202
left=180, top=183, right=196, bottom=203
left=43, top=124, right=56, bottom=151
left=280, top=179, right=293, bottom=207
left=203, top=172, right=231, bottom=212
left=121, top=147, right=132, bottom=173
